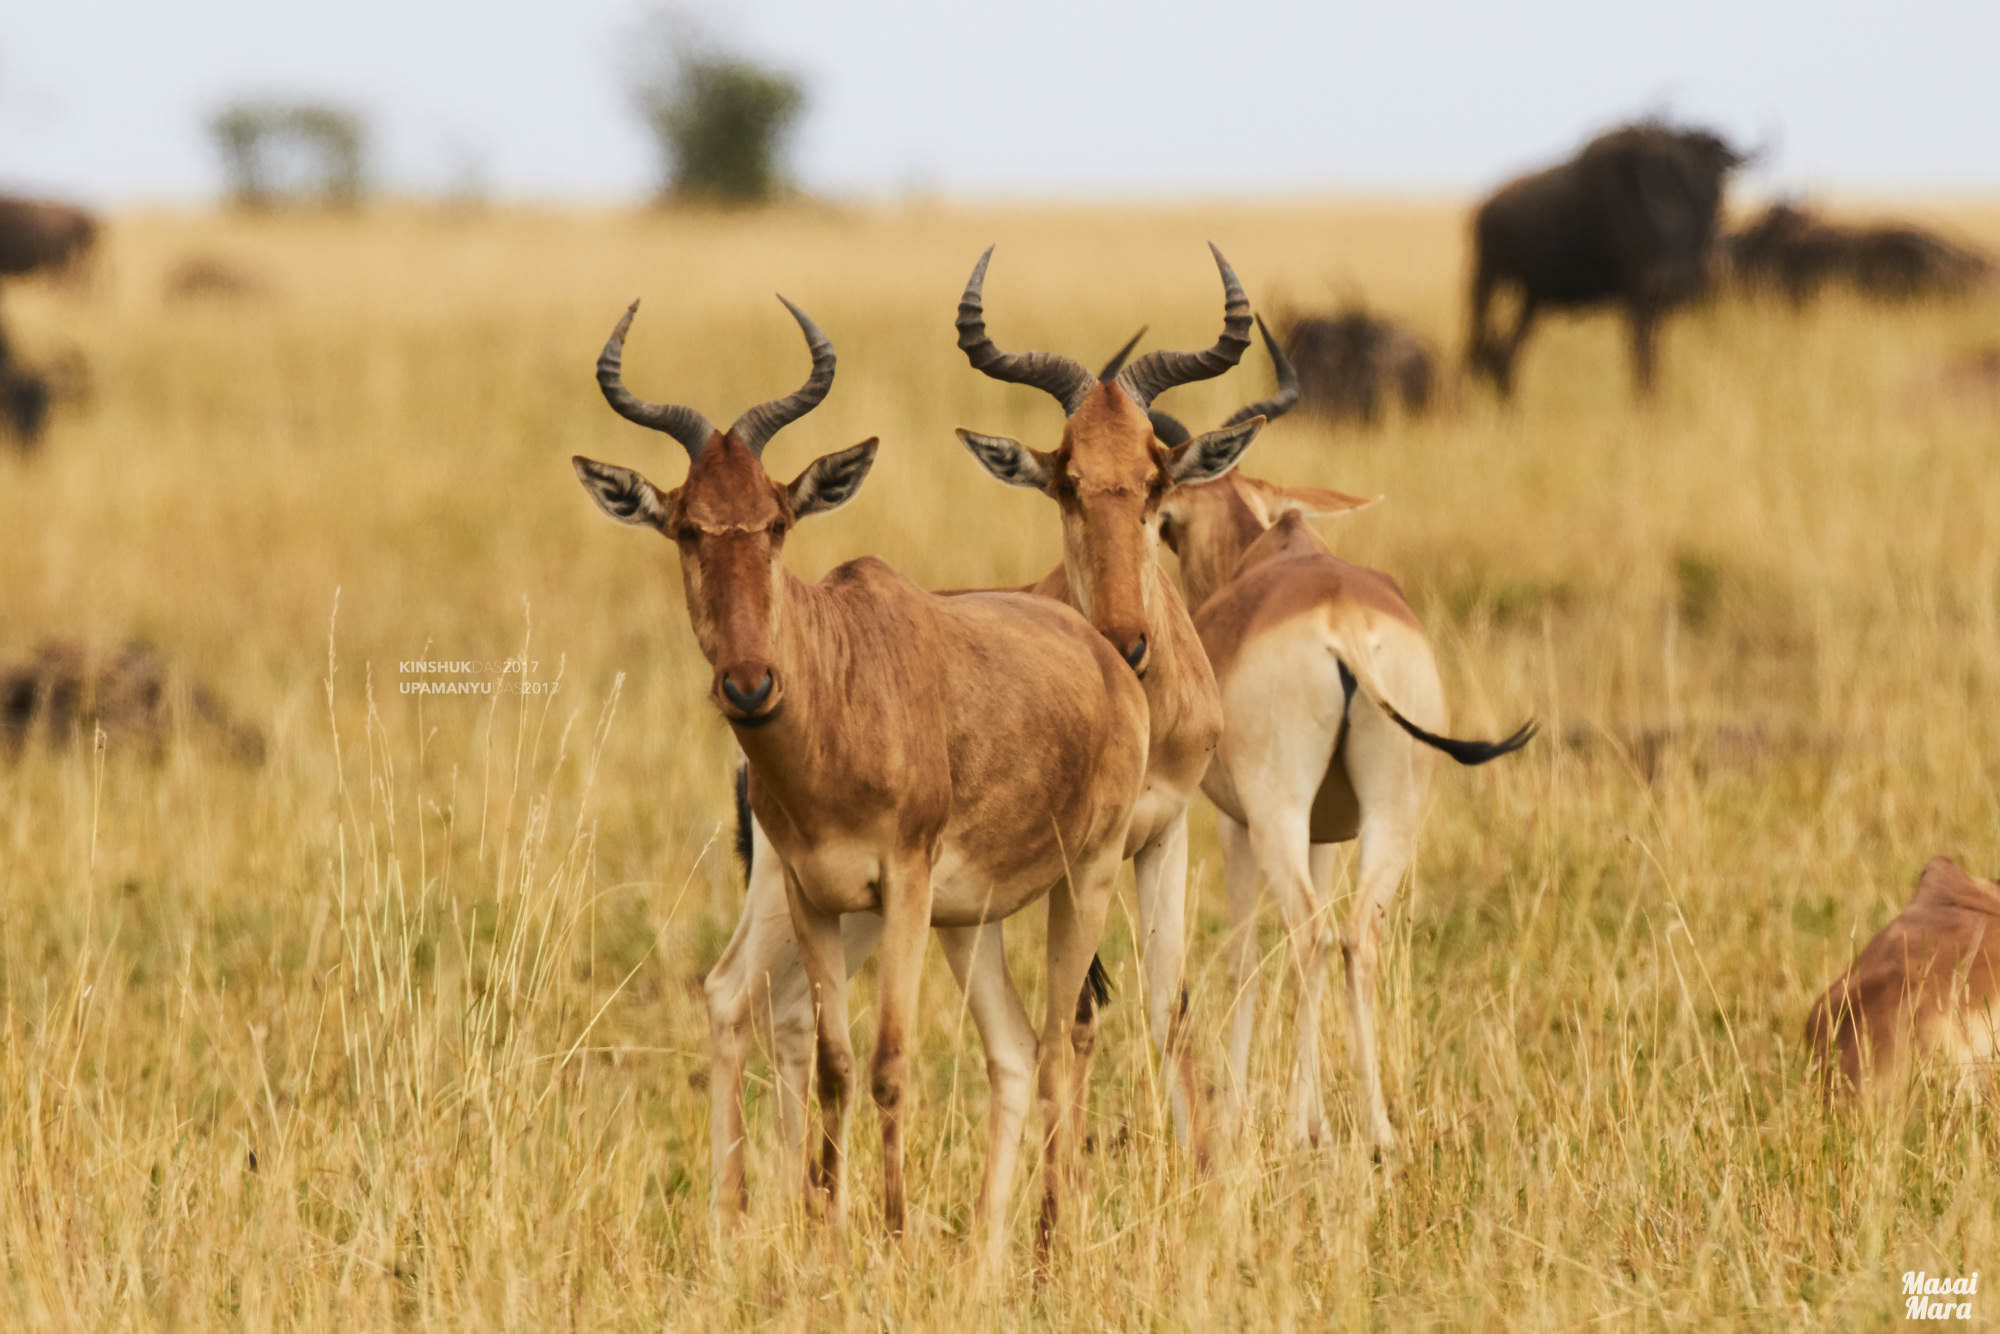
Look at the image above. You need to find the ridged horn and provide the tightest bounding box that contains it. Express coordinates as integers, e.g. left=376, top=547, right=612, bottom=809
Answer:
left=1146, top=313, right=1296, bottom=446
left=1115, top=242, right=1252, bottom=408
left=729, top=295, right=836, bottom=459
left=1224, top=315, right=1299, bottom=427
left=956, top=246, right=1096, bottom=414
left=596, top=300, right=718, bottom=458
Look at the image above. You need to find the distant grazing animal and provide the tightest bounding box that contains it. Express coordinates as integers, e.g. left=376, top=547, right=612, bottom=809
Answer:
left=1468, top=121, right=1751, bottom=399
left=1281, top=307, right=1437, bottom=424
left=571, top=294, right=1148, bottom=1273
left=1149, top=324, right=1537, bottom=1151
left=1805, top=857, right=2000, bottom=1093
left=0, top=319, right=89, bottom=450
left=0, top=196, right=98, bottom=281
left=163, top=254, right=271, bottom=303
left=0, top=639, right=265, bottom=763
left=1726, top=202, right=1992, bottom=305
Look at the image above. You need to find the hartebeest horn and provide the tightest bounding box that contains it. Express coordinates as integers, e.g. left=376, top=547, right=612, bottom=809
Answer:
left=1097, top=326, right=1148, bottom=383
left=1224, top=315, right=1298, bottom=427
left=1145, top=314, right=1296, bottom=447
left=956, top=246, right=1097, bottom=414
left=597, top=299, right=718, bottom=459
left=730, top=295, right=836, bottom=458
left=1114, top=242, right=1252, bottom=408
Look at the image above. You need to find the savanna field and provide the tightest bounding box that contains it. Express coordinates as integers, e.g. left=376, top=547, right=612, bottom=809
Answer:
left=3, top=200, right=1998, bottom=1329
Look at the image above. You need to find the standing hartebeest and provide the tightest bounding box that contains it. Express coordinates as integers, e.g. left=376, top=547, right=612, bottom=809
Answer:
left=571, top=294, right=1149, bottom=1269
left=1805, top=856, right=2000, bottom=1094
left=952, top=243, right=1278, bottom=1157
left=1145, top=322, right=1536, bottom=1152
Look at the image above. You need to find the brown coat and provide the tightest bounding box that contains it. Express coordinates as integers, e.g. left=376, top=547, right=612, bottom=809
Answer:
left=1806, top=856, right=2000, bottom=1091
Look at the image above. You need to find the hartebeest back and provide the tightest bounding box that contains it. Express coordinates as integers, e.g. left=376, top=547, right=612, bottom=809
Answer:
left=952, top=244, right=1270, bottom=1156
left=1149, top=325, right=1536, bottom=1151
left=571, top=294, right=1148, bottom=1270
left=1806, top=856, right=2000, bottom=1093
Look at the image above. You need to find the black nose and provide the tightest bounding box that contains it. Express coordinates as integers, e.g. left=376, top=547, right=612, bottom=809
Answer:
left=1122, top=634, right=1148, bottom=671
left=721, top=670, right=775, bottom=713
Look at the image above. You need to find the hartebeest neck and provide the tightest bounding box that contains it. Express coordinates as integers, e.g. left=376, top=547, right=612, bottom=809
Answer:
left=1176, top=483, right=1280, bottom=611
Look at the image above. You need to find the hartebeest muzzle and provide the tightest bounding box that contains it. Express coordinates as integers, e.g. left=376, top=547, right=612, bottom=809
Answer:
left=716, top=661, right=782, bottom=726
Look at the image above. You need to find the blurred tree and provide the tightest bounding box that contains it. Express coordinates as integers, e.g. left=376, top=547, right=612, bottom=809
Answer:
left=208, top=102, right=369, bottom=210
left=628, top=12, right=807, bottom=207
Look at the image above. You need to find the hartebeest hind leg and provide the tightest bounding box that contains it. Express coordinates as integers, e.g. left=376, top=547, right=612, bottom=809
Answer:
left=1131, top=815, right=1207, bottom=1159
left=1338, top=701, right=1427, bottom=1154
left=1249, top=808, right=1335, bottom=1146
left=1218, top=813, right=1261, bottom=1137
left=936, top=923, right=1038, bottom=1276
left=1035, top=858, right=1120, bottom=1257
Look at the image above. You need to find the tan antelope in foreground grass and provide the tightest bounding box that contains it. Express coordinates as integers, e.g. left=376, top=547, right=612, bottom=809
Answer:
left=1145, top=325, right=1536, bottom=1152
left=952, top=244, right=1276, bottom=1157
left=1806, top=857, right=2000, bottom=1093
left=571, top=294, right=1149, bottom=1269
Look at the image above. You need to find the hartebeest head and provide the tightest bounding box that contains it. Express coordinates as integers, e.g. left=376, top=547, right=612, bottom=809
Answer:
left=572, top=297, right=877, bottom=728
left=953, top=245, right=1264, bottom=676
left=1148, top=318, right=1376, bottom=608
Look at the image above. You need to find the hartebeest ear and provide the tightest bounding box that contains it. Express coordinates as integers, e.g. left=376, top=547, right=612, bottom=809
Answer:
left=787, top=437, right=879, bottom=518
left=1248, top=477, right=1381, bottom=521
left=955, top=428, right=1055, bottom=492
left=572, top=455, right=670, bottom=529
left=1166, top=416, right=1263, bottom=488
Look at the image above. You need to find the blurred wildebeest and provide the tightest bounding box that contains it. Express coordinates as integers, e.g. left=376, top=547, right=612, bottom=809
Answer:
left=1805, top=856, right=2000, bottom=1094
left=1468, top=121, right=1752, bottom=399
left=1726, top=202, right=1992, bottom=305
left=164, top=253, right=271, bottom=303
left=0, top=196, right=99, bottom=281
left=1280, top=306, right=1436, bottom=425
left=0, top=314, right=89, bottom=450
left=0, top=639, right=265, bottom=763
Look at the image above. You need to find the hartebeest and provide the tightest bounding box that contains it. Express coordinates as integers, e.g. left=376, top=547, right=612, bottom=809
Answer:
left=1147, top=323, right=1536, bottom=1151
left=952, top=244, right=1272, bottom=1155
left=572, top=295, right=1149, bottom=1268
left=1806, top=856, right=2000, bottom=1093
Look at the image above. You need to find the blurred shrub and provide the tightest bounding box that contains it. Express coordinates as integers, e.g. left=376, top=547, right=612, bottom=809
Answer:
left=628, top=13, right=807, bottom=207
left=209, top=101, right=368, bottom=210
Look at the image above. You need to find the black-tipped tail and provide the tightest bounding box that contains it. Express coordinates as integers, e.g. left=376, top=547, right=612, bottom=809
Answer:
left=731, top=763, right=754, bottom=876
left=1075, top=954, right=1113, bottom=1025
left=1388, top=710, right=1539, bottom=766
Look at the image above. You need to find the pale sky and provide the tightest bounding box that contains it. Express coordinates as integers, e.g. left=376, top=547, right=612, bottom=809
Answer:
left=3, top=0, right=1996, bottom=205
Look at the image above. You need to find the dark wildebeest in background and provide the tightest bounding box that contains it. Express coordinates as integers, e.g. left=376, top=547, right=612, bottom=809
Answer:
left=0, top=639, right=265, bottom=763
left=1280, top=307, right=1437, bottom=425
left=1726, top=202, right=1992, bottom=306
left=0, top=309, right=89, bottom=451
left=0, top=196, right=99, bottom=281
left=1468, top=121, right=1751, bottom=400
left=1805, top=856, right=2000, bottom=1094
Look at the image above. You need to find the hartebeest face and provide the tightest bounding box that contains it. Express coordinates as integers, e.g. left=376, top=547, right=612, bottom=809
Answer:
left=571, top=296, right=876, bottom=727
left=958, top=385, right=1259, bottom=673
left=952, top=244, right=1262, bottom=676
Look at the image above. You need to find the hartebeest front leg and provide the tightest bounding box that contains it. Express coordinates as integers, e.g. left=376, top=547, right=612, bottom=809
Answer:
left=1132, top=814, right=1207, bottom=1160
left=769, top=911, right=885, bottom=1204
left=788, top=893, right=857, bottom=1225
left=1035, top=858, right=1119, bottom=1258
left=936, top=922, right=1037, bottom=1277
left=871, top=853, right=936, bottom=1239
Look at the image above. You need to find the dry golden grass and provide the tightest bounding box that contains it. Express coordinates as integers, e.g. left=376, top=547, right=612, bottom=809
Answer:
left=2, top=199, right=1999, bottom=1329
